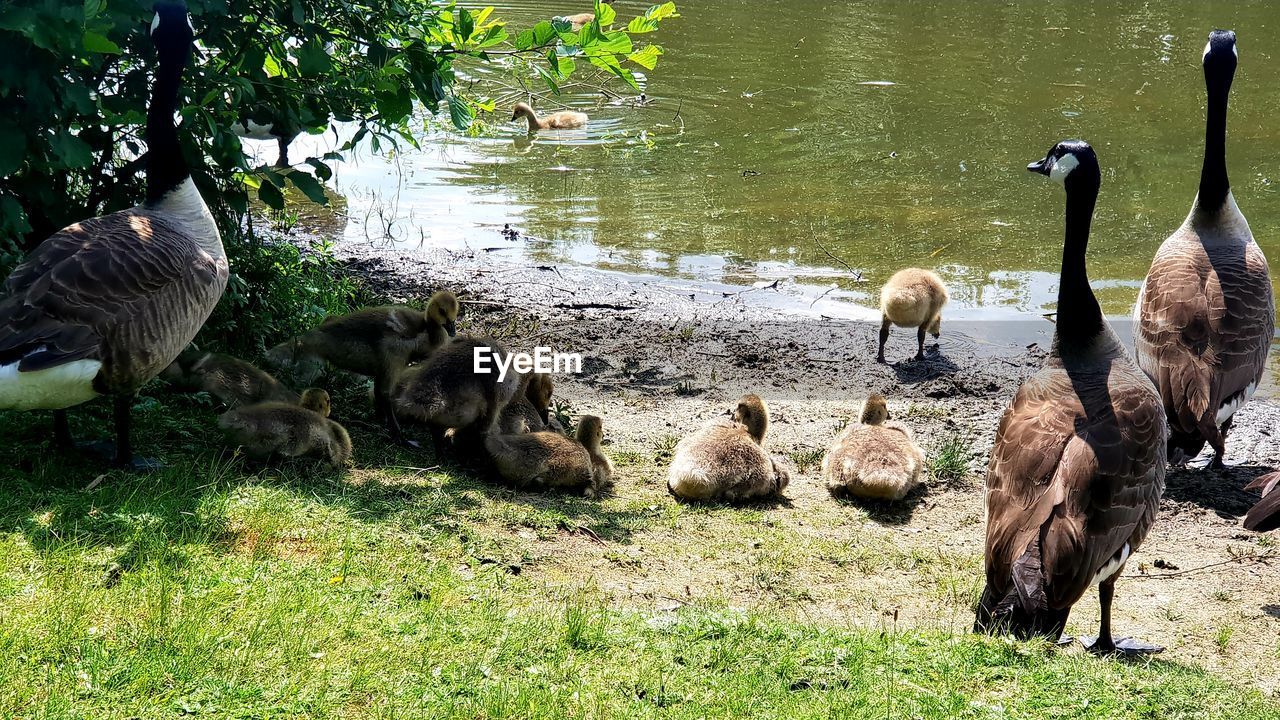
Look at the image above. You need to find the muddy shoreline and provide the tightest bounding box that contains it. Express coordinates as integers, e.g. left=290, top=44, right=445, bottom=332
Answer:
left=323, top=236, right=1280, bottom=689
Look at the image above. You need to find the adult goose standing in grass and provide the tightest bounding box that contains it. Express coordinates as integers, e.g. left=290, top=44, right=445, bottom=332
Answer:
left=975, top=141, right=1168, bottom=656
left=1134, top=30, right=1273, bottom=468
left=0, top=1, right=226, bottom=468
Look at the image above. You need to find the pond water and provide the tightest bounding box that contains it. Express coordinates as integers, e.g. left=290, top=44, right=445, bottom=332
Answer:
left=267, top=0, right=1280, bottom=323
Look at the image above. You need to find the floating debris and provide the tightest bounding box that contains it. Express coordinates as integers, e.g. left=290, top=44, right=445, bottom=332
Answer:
left=857, top=80, right=896, bottom=86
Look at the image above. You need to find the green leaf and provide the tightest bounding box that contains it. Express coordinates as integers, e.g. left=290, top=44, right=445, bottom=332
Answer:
left=82, top=31, right=121, bottom=55
left=261, top=168, right=287, bottom=189
left=257, top=181, right=284, bottom=210
left=296, top=40, right=332, bottom=77
left=598, top=1, right=616, bottom=25
left=531, top=20, right=556, bottom=46
left=0, top=122, right=25, bottom=176
left=306, top=158, right=333, bottom=181
left=457, top=6, right=474, bottom=42
left=448, top=95, right=474, bottom=130
left=0, top=196, right=31, bottom=236
left=534, top=65, right=561, bottom=95
left=286, top=170, right=329, bottom=205
left=515, top=29, right=534, bottom=50
left=50, top=131, right=93, bottom=169
left=547, top=49, right=576, bottom=78
left=627, top=44, right=662, bottom=70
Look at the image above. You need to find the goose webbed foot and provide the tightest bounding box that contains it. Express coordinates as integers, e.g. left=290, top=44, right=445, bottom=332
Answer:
left=1209, top=453, right=1226, bottom=470
left=1080, top=635, right=1164, bottom=656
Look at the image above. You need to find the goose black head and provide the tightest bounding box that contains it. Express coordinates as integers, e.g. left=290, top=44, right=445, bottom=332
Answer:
left=1203, top=29, right=1233, bottom=77
left=1027, top=139, right=1100, bottom=190
left=151, top=1, right=194, bottom=57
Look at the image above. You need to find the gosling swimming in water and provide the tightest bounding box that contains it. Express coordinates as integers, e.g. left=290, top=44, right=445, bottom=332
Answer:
left=666, top=394, right=789, bottom=503
left=218, top=388, right=352, bottom=467
left=878, top=268, right=949, bottom=362
left=511, top=102, right=589, bottom=131
left=822, top=393, right=926, bottom=502
left=485, top=414, right=610, bottom=497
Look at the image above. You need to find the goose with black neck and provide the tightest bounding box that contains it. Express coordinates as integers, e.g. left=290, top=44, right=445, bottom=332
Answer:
left=0, top=1, right=228, bottom=469
left=1134, top=29, right=1273, bottom=469
left=977, top=141, right=1168, bottom=656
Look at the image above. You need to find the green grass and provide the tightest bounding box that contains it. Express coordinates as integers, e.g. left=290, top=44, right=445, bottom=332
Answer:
left=0, top=394, right=1276, bottom=718
left=929, top=433, right=975, bottom=484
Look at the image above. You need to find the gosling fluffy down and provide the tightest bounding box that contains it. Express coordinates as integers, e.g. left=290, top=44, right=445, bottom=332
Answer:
left=878, top=268, right=949, bottom=362
left=218, top=389, right=352, bottom=467
left=666, top=394, right=789, bottom=503
left=822, top=394, right=925, bottom=502
left=499, top=371, right=555, bottom=434
left=393, top=336, right=527, bottom=452
left=161, top=348, right=300, bottom=407
left=485, top=415, right=611, bottom=496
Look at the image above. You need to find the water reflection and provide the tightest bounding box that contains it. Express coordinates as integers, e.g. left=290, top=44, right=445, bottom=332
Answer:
left=247, top=0, right=1280, bottom=328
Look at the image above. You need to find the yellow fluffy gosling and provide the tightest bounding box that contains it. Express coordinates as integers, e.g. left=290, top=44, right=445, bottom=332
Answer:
left=822, top=393, right=925, bottom=501
left=666, top=394, right=789, bottom=503
left=878, top=268, right=949, bottom=362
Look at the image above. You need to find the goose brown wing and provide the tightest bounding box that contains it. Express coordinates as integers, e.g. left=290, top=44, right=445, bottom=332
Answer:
left=0, top=209, right=224, bottom=377
left=1210, top=241, right=1273, bottom=409
left=986, top=364, right=1165, bottom=608
left=1135, top=246, right=1215, bottom=431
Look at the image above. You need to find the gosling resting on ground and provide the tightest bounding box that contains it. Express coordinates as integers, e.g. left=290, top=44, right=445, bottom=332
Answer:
left=878, top=268, right=949, bottom=363
left=161, top=349, right=299, bottom=407
left=822, top=394, right=925, bottom=502
left=485, top=415, right=610, bottom=496
left=218, top=388, right=351, bottom=467
left=268, top=291, right=459, bottom=444
left=666, top=394, right=789, bottom=503
left=499, top=371, right=555, bottom=434
left=512, top=102, right=589, bottom=131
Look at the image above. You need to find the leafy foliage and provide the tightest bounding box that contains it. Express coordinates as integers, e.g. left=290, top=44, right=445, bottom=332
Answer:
left=0, top=0, right=677, bottom=261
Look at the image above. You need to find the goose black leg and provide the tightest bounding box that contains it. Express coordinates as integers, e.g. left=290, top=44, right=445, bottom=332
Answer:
left=274, top=136, right=290, bottom=168
left=53, top=410, right=73, bottom=450
left=111, top=395, right=162, bottom=472
left=915, top=325, right=927, bottom=361
left=876, top=318, right=891, bottom=363
left=1081, top=576, right=1163, bottom=656
left=1210, top=418, right=1234, bottom=470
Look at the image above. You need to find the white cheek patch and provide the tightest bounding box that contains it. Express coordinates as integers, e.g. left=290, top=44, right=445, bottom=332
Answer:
left=151, top=13, right=160, bottom=33
left=1203, top=40, right=1212, bottom=60
left=1049, top=153, right=1079, bottom=184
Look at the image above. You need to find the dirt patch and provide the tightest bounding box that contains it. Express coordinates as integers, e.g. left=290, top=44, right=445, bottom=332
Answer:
left=332, top=240, right=1280, bottom=692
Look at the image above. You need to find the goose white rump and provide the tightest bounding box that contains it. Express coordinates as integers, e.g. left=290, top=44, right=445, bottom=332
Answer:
left=0, top=356, right=101, bottom=411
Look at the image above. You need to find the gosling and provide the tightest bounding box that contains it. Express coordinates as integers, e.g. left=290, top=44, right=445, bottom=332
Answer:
left=878, top=268, right=948, bottom=363
left=485, top=415, right=610, bottom=497
left=218, top=388, right=352, bottom=467
left=393, top=336, right=526, bottom=457
left=161, top=348, right=299, bottom=408
left=499, top=371, right=555, bottom=434
left=822, top=394, right=925, bottom=502
left=512, top=102, right=589, bottom=131
left=565, top=0, right=612, bottom=30
left=666, top=394, right=789, bottom=503
left=267, top=290, right=459, bottom=443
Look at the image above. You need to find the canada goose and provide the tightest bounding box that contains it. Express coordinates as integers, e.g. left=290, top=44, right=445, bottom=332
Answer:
left=0, top=2, right=226, bottom=469
left=511, top=102, right=589, bottom=131
left=564, top=0, right=613, bottom=31
left=1134, top=30, right=1273, bottom=469
left=393, top=336, right=526, bottom=457
left=498, top=371, right=555, bottom=434
left=877, top=268, right=948, bottom=363
left=161, top=348, right=299, bottom=407
left=268, top=291, right=459, bottom=443
left=484, top=414, right=609, bottom=496
left=580, top=415, right=614, bottom=490
left=236, top=117, right=300, bottom=168
left=1243, top=472, right=1280, bottom=532
left=975, top=141, right=1168, bottom=656
left=218, top=388, right=351, bottom=467
left=822, top=394, right=926, bottom=502
left=666, top=394, right=789, bottom=503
